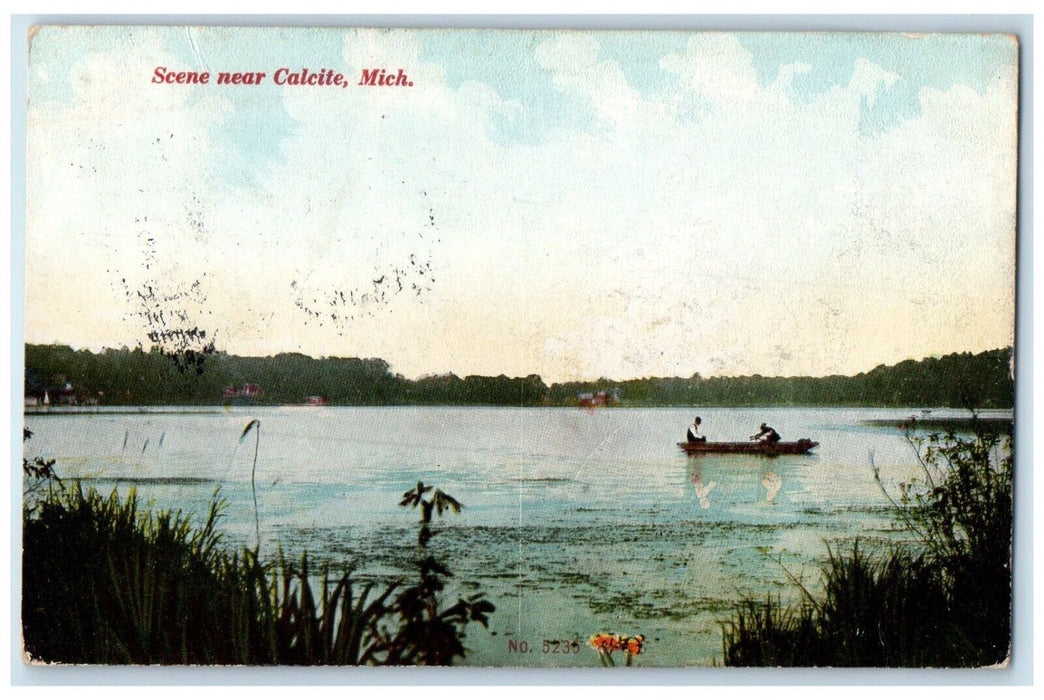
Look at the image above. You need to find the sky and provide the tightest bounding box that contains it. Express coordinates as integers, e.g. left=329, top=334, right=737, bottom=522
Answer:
left=25, top=27, right=1018, bottom=383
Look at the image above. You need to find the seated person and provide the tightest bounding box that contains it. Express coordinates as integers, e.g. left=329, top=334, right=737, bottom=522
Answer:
left=686, top=416, right=707, bottom=443
left=750, top=423, right=781, bottom=443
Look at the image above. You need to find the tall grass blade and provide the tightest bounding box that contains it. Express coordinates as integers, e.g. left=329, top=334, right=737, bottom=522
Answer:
left=239, top=419, right=261, bottom=548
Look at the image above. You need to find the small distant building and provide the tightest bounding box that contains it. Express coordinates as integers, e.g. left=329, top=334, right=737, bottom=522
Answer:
left=24, top=371, right=98, bottom=408
left=578, top=389, right=620, bottom=409
left=222, top=383, right=263, bottom=402
left=56, top=382, right=77, bottom=405
left=25, top=381, right=77, bottom=407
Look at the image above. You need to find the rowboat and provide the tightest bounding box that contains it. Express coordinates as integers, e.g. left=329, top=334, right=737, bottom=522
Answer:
left=677, top=438, right=819, bottom=455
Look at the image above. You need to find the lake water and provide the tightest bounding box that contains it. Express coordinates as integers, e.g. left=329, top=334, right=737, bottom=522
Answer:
left=21, top=405, right=1010, bottom=667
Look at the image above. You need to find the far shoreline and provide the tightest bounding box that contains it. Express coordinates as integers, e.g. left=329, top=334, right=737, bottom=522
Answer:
left=23, top=404, right=1015, bottom=415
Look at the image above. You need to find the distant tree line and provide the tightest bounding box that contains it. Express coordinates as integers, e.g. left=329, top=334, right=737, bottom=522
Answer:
left=550, top=348, right=1013, bottom=408
left=23, top=344, right=1013, bottom=408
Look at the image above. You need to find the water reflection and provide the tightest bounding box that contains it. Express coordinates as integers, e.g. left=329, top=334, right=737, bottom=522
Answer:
left=24, top=405, right=1008, bottom=667
left=762, top=471, right=782, bottom=502
left=691, top=467, right=716, bottom=509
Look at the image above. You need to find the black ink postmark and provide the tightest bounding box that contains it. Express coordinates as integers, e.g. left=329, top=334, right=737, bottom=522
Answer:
left=113, top=234, right=216, bottom=373
left=291, top=189, right=440, bottom=331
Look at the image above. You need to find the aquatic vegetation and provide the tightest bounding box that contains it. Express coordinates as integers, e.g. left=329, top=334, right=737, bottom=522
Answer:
left=22, top=451, right=493, bottom=664
left=589, top=632, right=645, bottom=666
left=21, top=482, right=394, bottom=664
left=240, top=419, right=262, bottom=547
left=722, top=544, right=953, bottom=666
left=21, top=426, right=61, bottom=502
left=372, top=481, right=495, bottom=665
left=720, top=428, right=1012, bottom=667
left=888, top=427, right=1013, bottom=663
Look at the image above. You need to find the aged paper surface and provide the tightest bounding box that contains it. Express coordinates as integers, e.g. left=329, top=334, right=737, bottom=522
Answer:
left=23, top=27, right=1016, bottom=669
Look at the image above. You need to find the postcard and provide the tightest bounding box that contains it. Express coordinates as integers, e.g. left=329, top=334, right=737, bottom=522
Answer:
left=21, top=26, right=1017, bottom=669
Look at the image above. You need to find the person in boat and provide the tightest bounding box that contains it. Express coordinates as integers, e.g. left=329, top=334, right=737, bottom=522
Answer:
left=686, top=416, right=707, bottom=443
left=750, top=423, right=781, bottom=444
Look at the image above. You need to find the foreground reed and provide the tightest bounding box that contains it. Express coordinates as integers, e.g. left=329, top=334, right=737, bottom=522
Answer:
left=721, top=428, right=1012, bottom=667
left=22, top=481, right=492, bottom=665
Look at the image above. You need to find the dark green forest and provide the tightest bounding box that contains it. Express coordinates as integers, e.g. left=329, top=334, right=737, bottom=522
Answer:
left=23, top=344, right=1013, bottom=408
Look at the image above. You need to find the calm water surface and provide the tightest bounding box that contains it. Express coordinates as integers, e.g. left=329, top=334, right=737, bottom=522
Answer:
left=22, top=405, right=1008, bottom=667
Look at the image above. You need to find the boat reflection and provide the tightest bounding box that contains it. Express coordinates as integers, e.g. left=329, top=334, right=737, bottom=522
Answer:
left=762, top=471, right=782, bottom=502
left=691, top=468, right=716, bottom=509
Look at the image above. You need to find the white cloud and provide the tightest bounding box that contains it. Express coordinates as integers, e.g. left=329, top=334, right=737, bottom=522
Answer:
left=26, top=29, right=1017, bottom=382
left=848, top=57, right=901, bottom=107
left=535, top=32, right=655, bottom=127
left=660, top=33, right=760, bottom=102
